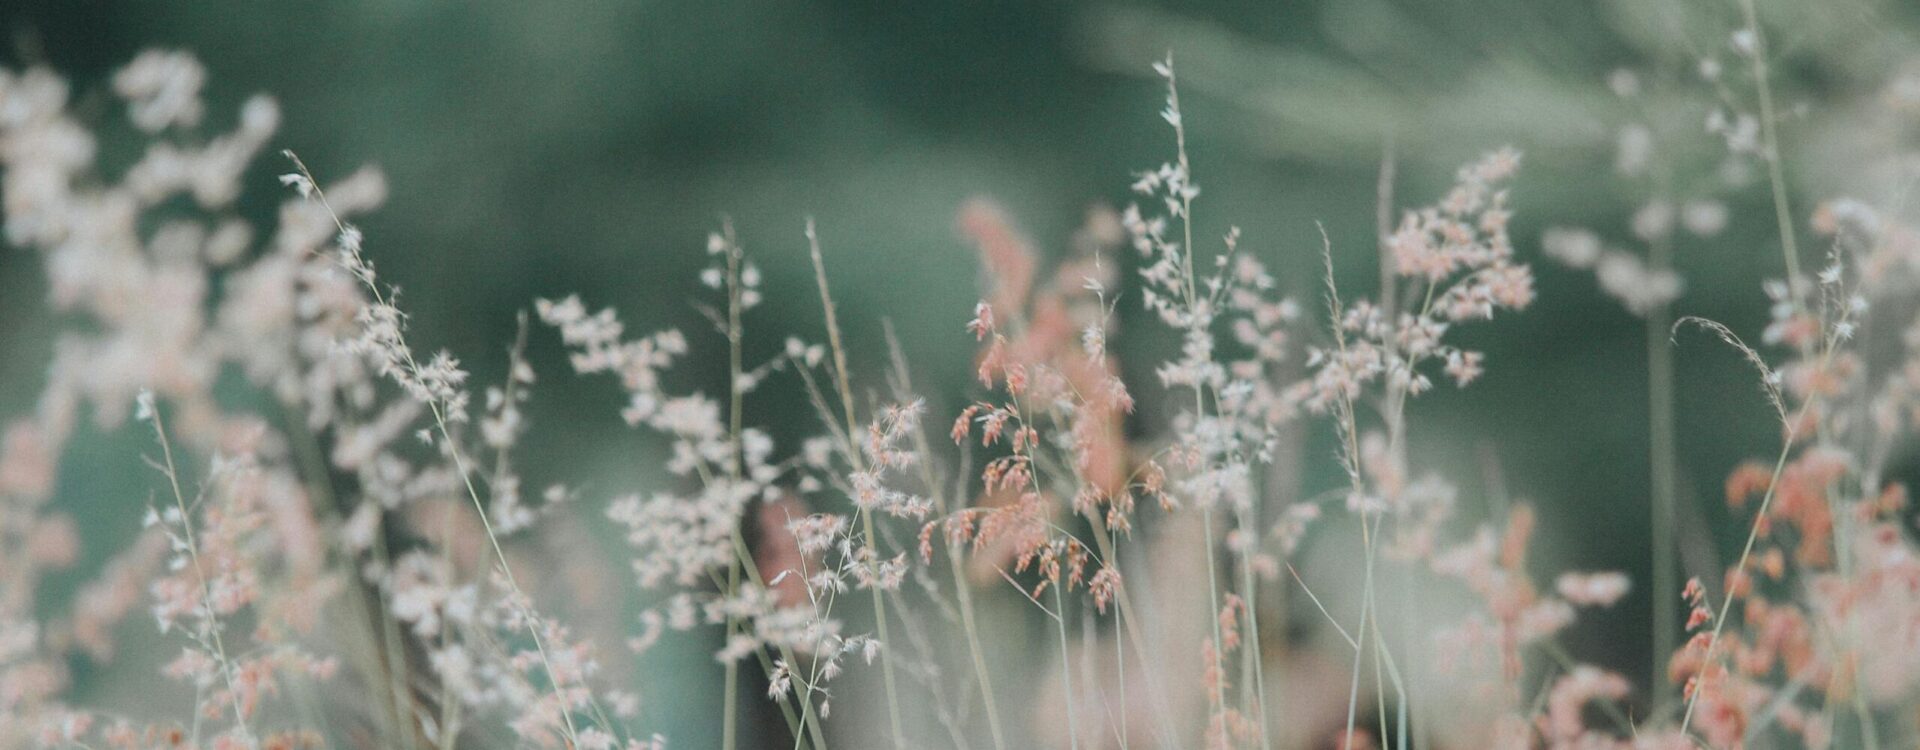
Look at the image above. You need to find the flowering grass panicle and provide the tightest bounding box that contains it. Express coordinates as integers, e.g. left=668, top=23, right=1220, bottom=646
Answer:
left=12, top=14, right=1920, bottom=748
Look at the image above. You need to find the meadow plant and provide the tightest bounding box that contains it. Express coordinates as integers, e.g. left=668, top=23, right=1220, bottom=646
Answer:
left=8, top=14, right=1920, bottom=750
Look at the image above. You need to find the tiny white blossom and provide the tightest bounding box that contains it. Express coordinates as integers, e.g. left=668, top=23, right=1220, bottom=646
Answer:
left=279, top=172, right=314, bottom=198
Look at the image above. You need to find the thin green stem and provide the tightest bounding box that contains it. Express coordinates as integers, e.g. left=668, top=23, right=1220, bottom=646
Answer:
left=722, top=222, right=746, bottom=750
left=1055, top=585, right=1082, bottom=750
left=1647, top=271, right=1679, bottom=711
left=1238, top=523, right=1272, bottom=750
left=729, top=524, right=822, bottom=746
left=805, top=221, right=908, bottom=748
left=1736, top=0, right=1805, bottom=305
left=1200, top=506, right=1231, bottom=729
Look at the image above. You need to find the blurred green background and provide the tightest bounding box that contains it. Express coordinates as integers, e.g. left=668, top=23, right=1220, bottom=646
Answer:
left=7, top=0, right=1920, bottom=744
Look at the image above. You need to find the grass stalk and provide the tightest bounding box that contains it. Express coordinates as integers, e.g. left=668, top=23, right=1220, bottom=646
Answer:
left=722, top=220, right=747, bottom=750
left=882, top=324, right=1010, bottom=750
left=146, top=401, right=258, bottom=749
left=1735, top=0, right=1805, bottom=303
left=1055, top=585, right=1082, bottom=750
left=805, top=220, right=910, bottom=749
left=287, top=152, right=583, bottom=747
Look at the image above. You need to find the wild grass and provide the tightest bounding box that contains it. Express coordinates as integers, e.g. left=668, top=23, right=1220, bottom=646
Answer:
left=6, top=12, right=1920, bottom=750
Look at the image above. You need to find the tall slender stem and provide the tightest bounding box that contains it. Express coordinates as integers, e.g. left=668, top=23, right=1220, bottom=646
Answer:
left=1647, top=256, right=1679, bottom=711
left=1164, top=58, right=1247, bottom=744
left=1736, top=0, right=1805, bottom=303
left=806, top=221, right=909, bottom=748
left=281, top=395, right=418, bottom=747
left=147, top=402, right=257, bottom=749
left=722, top=221, right=746, bottom=750
left=884, top=323, right=1011, bottom=750
left=287, top=153, right=582, bottom=746
left=1239, top=509, right=1273, bottom=750
left=1641, top=140, right=1680, bottom=710
left=1055, top=586, right=1082, bottom=750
